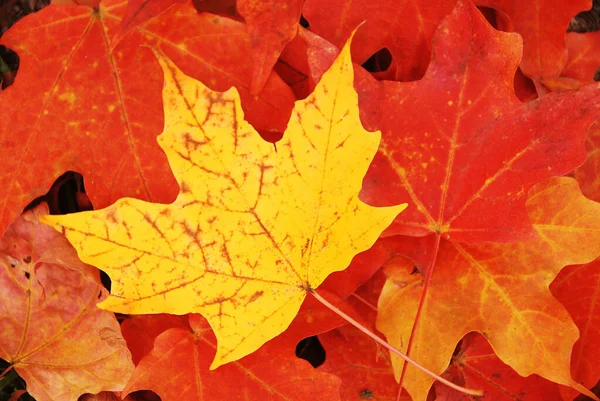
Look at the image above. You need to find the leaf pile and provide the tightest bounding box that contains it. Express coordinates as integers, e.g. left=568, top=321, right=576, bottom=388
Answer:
left=1, top=0, right=600, bottom=400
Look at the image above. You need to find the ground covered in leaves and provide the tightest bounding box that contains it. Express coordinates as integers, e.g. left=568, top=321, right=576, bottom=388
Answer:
left=1, top=0, right=600, bottom=401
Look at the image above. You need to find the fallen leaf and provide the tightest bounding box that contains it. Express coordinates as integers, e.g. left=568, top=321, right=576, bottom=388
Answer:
left=238, top=0, right=304, bottom=94
left=551, top=259, right=600, bottom=401
left=562, top=31, right=600, bottom=85
left=121, top=314, right=190, bottom=364
left=0, top=205, right=133, bottom=401
left=574, top=122, right=600, bottom=202
left=302, top=0, right=456, bottom=81
left=122, top=314, right=342, bottom=401
left=474, top=0, right=591, bottom=81
left=356, top=0, right=600, bottom=243
left=110, top=0, right=187, bottom=48
left=319, top=325, right=408, bottom=401
left=435, top=333, right=563, bottom=401
left=376, top=177, right=600, bottom=401
left=541, top=30, right=600, bottom=91
left=42, top=37, right=406, bottom=368
left=0, top=0, right=295, bottom=239
left=276, top=27, right=339, bottom=100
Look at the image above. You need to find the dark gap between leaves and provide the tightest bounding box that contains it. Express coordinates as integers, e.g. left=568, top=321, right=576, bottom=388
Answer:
left=362, top=48, right=392, bottom=74
left=295, top=336, right=326, bottom=368
left=568, top=0, right=600, bottom=32
left=22, top=171, right=112, bottom=293
left=0, top=45, right=19, bottom=89
left=299, top=14, right=309, bottom=28
left=125, top=390, right=162, bottom=401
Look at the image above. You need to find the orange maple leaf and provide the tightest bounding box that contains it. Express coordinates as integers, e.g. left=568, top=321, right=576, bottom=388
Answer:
left=377, top=177, right=600, bottom=401
left=0, top=205, right=133, bottom=401
left=435, top=333, right=563, bottom=401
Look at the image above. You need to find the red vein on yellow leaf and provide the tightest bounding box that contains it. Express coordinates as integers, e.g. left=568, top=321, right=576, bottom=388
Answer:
left=310, top=287, right=483, bottom=397
left=98, top=17, right=152, bottom=201
left=306, top=71, right=342, bottom=285
left=0, top=18, right=94, bottom=218
left=64, top=224, right=295, bottom=289
left=215, top=294, right=303, bottom=362
left=396, top=233, right=441, bottom=401
left=391, top=32, right=473, bottom=401
left=157, top=53, right=304, bottom=283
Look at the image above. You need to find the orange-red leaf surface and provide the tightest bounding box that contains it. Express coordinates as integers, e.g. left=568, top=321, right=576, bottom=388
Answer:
left=561, top=31, right=600, bottom=86
left=474, top=0, right=591, bottom=81
left=110, top=0, right=187, bottom=48
left=42, top=39, right=405, bottom=368
left=542, top=31, right=600, bottom=91
left=0, top=205, right=133, bottom=401
left=123, top=314, right=342, bottom=401
left=238, top=0, right=304, bottom=94
left=356, top=0, right=600, bottom=243
left=318, top=325, right=407, bottom=401
left=435, top=333, right=563, bottom=401
left=574, top=123, right=600, bottom=203
left=302, top=0, right=456, bottom=81
left=551, top=259, right=600, bottom=401
left=121, top=313, right=190, bottom=364
left=0, top=0, right=295, bottom=239
left=376, top=177, right=600, bottom=401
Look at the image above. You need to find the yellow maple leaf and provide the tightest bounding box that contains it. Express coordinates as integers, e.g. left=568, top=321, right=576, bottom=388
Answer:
left=42, top=38, right=405, bottom=368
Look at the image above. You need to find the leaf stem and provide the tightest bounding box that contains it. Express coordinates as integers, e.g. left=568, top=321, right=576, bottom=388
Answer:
left=349, top=292, right=377, bottom=311
left=396, top=233, right=441, bottom=401
left=0, top=365, right=13, bottom=381
left=310, top=289, right=483, bottom=397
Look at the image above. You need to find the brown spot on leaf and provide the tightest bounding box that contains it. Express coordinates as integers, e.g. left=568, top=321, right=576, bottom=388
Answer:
left=247, top=291, right=263, bottom=304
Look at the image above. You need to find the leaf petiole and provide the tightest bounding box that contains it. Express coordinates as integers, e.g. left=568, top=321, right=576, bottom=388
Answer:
left=0, top=365, right=14, bottom=383
left=309, top=289, right=484, bottom=398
